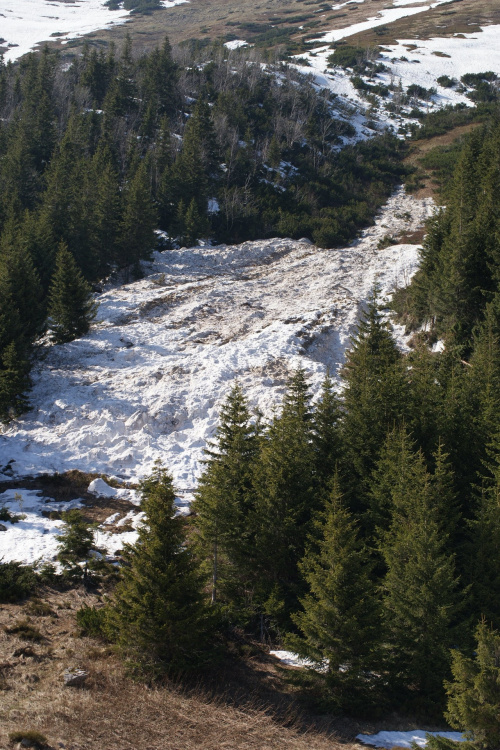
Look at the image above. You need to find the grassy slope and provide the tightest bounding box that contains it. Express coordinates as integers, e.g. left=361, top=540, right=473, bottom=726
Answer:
left=0, top=587, right=360, bottom=750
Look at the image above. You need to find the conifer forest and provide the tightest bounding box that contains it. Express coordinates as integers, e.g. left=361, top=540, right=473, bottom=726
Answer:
left=1, top=16, right=500, bottom=750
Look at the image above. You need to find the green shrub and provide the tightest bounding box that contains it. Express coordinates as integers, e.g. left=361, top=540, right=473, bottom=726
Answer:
left=0, top=507, right=25, bottom=523
left=328, top=45, right=368, bottom=69
left=407, top=83, right=436, bottom=100
left=425, top=736, right=475, bottom=750
left=0, top=561, right=37, bottom=603
left=437, top=75, right=456, bottom=88
left=377, top=234, right=397, bottom=249
left=76, top=604, right=109, bottom=638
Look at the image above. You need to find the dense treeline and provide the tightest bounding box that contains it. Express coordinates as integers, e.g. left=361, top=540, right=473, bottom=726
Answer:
left=396, top=117, right=500, bottom=352
left=100, top=272, right=500, bottom=727
left=0, top=38, right=407, bottom=420
left=188, top=284, right=500, bottom=718
left=175, top=122, right=500, bottom=724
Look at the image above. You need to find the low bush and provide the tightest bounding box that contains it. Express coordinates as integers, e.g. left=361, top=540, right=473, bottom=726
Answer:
left=0, top=507, right=24, bottom=523
left=5, top=619, right=43, bottom=641
left=437, top=75, right=456, bottom=88
left=0, top=561, right=37, bottom=603
left=76, top=604, right=109, bottom=638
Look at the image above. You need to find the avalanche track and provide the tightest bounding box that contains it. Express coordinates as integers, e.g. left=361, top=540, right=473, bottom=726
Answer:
left=0, top=188, right=433, bottom=503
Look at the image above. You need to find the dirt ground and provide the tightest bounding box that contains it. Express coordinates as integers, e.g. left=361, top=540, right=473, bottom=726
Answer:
left=0, top=586, right=360, bottom=750
left=0, top=579, right=457, bottom=750
left=403, top=122, right=482, bottom=200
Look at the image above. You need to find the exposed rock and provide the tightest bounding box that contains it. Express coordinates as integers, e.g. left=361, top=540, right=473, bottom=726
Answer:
left=63, top=668, right=89, bottom=687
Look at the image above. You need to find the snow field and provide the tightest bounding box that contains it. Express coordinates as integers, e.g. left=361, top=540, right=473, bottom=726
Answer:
left=0, top=0, right=187, bottom=63
left=1, top=188, right=433, bottom=492
left=0, top=488, right=82, bottom=564
left=0, top=188, right=434, bottom=565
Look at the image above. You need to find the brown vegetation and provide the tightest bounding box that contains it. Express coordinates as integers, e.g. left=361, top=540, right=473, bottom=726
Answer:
left=0, top=587, right=370, bottom=750
left=348, top=0, right=500, bottom=48
left=403, top=122, right=482, bottom=200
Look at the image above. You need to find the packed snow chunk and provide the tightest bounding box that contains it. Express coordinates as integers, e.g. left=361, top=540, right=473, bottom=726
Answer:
left=356, top=732, right=466, bottom=749
left=270, top=650, right=319, bottom=668
left=87, top=478, right=140, bottom=505
left=224, top=40, right=249, bottom=50
left=88, top=478, right=118, bottom=498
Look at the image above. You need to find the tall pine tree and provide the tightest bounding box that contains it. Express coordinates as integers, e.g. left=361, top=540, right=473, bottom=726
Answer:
left=110, top=464, right=214, bottom=677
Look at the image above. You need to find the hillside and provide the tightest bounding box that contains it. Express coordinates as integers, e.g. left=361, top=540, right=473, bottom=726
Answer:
left=1, top=1, right=500, bottom=747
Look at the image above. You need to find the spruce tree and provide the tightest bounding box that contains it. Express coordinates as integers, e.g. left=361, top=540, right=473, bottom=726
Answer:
left=90, top=144, right=123, bottom=274
left=120, top=158, right=157, bottom=267
left=467, top=440, right=500, bottom=629
left=110, top=464, right=214, bottom=676
left=312, top=373, right=342, bottom=499
left=47, top=245, right=97, bottom=344
left=445, top=622, right=500, bottom=750
left=341, top=287, right=409, bottom=513
left=0, top=234, right=44, bottom=343
left=465, top=295, right=500, bottom=457
left=378, top=427, right=461, bottom=711
left=0, top=342, right=30, bottom=421
left=183, top=197, right=207, bottom=247
left=193, top=383, right=258, bottom=611
left=253, top=369, right=317, bottom=627
left=289, top=474, right=381, bottom=713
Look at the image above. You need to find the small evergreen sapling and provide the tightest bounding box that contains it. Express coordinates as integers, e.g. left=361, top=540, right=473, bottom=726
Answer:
left=56, top=509, right=102, bottom=580
left=48, top=245, right=97, bottom=344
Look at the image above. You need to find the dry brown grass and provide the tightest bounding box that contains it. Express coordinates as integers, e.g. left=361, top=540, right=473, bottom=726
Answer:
left=0, top=588, right=365, bottom=750
left=35, top=0, right=500, bottom=63
left=403, top=122, right=481, bottom=199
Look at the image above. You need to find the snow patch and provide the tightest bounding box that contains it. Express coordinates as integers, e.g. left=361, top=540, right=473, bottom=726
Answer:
left=270, top=650, right=318, bottom=668
left=224, top=40, right=249, bottom=50
left=0, top=0, right=187, bottom=63
left=88, top=478, right=141, bottom=504
left=307, top=1, right=453, bottom=46
left=0, top=488, right=82, bottom=564
left=356, top=731, right=466, bottom=749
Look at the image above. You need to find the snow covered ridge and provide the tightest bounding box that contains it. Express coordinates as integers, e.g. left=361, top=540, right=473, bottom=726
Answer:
left=0, top=188, right=433, bottom=497
left=291, top=0, right=500, bottom=140
left=0, top=0, right=187, bottom=63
